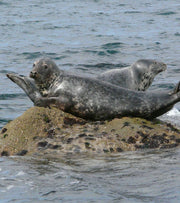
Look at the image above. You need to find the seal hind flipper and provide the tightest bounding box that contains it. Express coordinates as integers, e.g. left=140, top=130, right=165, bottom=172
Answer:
left=168, top=81, right=180, bottom=95
left=7, top=73, right=41, bottom=103
left=173, top=81, right=180, bottom=94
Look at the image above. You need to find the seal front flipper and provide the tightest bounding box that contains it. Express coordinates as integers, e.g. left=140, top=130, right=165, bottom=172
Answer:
left=34, top=96, right=71, bottom=111
left=7, top=73, right=41, bottom=103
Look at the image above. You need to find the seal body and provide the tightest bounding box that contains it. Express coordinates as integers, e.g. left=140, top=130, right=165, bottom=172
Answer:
left=7, top=58, right=180, bottom=121
left=96, top=59, right=167, bottom=91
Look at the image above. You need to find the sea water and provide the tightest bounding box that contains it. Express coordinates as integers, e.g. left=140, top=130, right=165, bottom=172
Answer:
left=0, top=0, right=180, bottom=202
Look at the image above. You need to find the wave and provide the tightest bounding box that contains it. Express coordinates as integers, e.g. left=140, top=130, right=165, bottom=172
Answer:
left=0, top=2, right=9, bottom=5
left=101, top=42, right=124, bottom=49
left=0, top=118, right=11, bottom=123
left=20, top=52, right=45, bottom=59
left=157, top=11, right=176, bottom=16
left=77, top=63, right=127, bottom=69
left=124, top=11, right=142, bottom=14
left=0, top=70, right=14, bottom=74
left=84, top=49, right=120, bottom=56
left=174, top=32, right=180, bottom=36
left=0, top=93, right=25, bottom=100
left=20, top=52, right=66, bottom=60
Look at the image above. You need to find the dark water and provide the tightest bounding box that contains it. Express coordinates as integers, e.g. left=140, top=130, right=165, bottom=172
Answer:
left=0, top=149, right=180, bottom=203
left=0, top=0, right=180, bottom=202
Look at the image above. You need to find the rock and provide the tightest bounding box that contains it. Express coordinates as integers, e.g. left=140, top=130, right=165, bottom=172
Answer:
left=0, top=107, right=180, bottom=157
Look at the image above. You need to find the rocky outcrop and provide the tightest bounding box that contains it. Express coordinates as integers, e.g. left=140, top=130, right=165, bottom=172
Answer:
left=0, top=107, right=180, bottom=157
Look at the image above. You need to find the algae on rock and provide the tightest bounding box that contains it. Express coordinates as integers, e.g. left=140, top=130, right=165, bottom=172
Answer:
left=0, top=107, right=180, bottom=157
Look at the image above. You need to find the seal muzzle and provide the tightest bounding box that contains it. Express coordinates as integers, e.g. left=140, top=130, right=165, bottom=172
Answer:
left=30, top=71, right=37, bottom=79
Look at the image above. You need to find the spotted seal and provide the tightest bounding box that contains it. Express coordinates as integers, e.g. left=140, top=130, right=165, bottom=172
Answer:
left=7, top=58, right=180, bottom=121
left=96, top=59, right=167, bottom=91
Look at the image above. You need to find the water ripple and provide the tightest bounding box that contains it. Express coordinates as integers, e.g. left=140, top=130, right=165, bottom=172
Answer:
left=125, top=11, right=142, bottom=14
left=0, top=0, right=180, bottom=200
left=77, top=63, right=127, bottom=69
left=0, top=2, right=9, bottom=6
left=174, top=32, right=180, bottom=36
left=0, top=94, right=25, bottom=100
left=101, top=42, right=124, bottom=49
left=157, top=11, right=177, bottom=15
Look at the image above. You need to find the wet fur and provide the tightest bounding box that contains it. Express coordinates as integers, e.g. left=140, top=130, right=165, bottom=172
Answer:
left=7, top=58, right=180, bottom=121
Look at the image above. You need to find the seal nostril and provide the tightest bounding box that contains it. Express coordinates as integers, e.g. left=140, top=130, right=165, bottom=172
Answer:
left=30, top=71, right=37, bottom=78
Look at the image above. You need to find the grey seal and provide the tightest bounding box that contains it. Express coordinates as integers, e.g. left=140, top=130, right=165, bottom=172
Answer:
left=7, top=58, right=180, bottom=121
left=96, top=59, right=167, bottom=91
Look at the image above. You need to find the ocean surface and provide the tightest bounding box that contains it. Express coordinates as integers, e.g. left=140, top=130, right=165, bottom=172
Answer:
left=0, top=0, right=180, bottom=202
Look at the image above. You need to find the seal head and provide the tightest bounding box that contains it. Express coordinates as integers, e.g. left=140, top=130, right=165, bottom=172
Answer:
left=97, top=59, right=167, bottom=91
left=30, top=58, right=62, bottom=95
left=133, top=59, right=167, bottom=90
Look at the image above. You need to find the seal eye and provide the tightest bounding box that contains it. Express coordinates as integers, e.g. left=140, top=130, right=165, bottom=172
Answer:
left=33, top=63, right=35, bottom=67
left=44, top=65, right=48, bottom=69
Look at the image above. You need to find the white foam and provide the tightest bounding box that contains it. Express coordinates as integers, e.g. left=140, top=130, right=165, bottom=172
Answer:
left=167, top=108, right=180, bottom=116
left=7, top=185, right=14, bottom=190
left=16, top=171, right=25, bottom=177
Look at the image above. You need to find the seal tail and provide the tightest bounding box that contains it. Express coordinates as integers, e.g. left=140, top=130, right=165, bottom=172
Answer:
left=171, top=81, right=180, bottom=103
left=172, top=81, right=180, bottom=94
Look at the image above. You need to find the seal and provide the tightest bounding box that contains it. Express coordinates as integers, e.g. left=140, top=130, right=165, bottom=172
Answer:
left=96, top=59, right=167, bottom=91
left=7, top=58, right=180, bottom=121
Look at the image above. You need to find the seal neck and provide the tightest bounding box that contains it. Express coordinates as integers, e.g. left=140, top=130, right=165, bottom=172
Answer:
left=49, top=70, right=64, bottom=89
